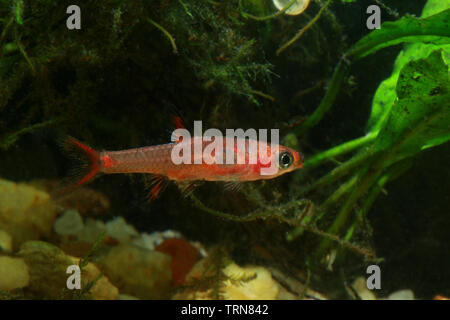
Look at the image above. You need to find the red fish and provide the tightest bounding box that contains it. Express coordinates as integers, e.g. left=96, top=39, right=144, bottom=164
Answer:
left=63, top=131, right=303, bottom=199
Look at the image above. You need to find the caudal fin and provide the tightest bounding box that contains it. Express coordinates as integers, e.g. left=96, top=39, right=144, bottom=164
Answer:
left=60, top=136, right=102, bottom=188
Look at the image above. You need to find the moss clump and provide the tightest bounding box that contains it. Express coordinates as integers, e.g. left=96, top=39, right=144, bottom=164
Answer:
left=156, top=1, right=274, bottom=105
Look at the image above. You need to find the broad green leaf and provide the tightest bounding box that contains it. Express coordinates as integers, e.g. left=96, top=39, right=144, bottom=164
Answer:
left=348, top=9, right=450, bottom=60
left=373, top=50, right=450, bottom=161
left=367, top=0, right=450, bottom=133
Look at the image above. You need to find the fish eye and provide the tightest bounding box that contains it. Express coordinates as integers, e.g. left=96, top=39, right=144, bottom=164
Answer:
left=279, top=151, right=293, bottom=169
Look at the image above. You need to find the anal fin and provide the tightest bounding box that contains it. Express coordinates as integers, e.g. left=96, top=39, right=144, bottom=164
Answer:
left=144, top=174, right=170, bottom=201
left=177, top=181, right=201, bottom=197
left=224, top=181, right=243, bottom=192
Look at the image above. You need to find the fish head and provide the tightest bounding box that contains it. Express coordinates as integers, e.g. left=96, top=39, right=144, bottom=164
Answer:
left=275, top=145, right=304, bottom=174
left=254, top=142, right=303, bottom=179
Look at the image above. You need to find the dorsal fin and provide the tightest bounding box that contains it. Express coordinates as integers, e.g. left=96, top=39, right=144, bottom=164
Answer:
left=173, top=115, right=186, bottom=130
left=171, top=115, right=187, bottom=143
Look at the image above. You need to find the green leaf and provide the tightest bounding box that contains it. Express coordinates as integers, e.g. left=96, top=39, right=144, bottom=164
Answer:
left=367, top=1, right=450, bottom=133
left=293, top=3, right=450, bottom=138
left=348, top=9, right=450, bottom=59
left=373, top=50, right=450, bottom=161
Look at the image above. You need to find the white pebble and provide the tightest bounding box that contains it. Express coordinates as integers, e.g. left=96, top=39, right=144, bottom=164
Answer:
left=388, top=289, right=415, bottom=300
left=105, top=217, right=139, bottom=243
left=53, top=209, right=84, bottom=236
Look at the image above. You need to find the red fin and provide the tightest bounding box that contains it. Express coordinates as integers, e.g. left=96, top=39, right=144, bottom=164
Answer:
left=172, top=115, right=187, bottom=143
left=173, top=115, right=186, bottom=129
left=177, top=181, right=200, bottom=197
left=60, top=136, right=102, bottom=188
left=144, top=174, right=169, bottom=201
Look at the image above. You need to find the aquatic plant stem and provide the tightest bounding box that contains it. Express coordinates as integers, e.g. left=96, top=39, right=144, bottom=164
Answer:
left=302, top=148, right=373, bottom=194
left=328, top=165, right=381, bottom=234
left=190, top=193, right=311, bottom=223
left=304, top=131, right=377, bottom=169
left=315, top=103, right=446, bottom=256
left=342, top=170, right=392, bottom=243
left=277, top=0, right=333, bottom=55
left=292, top=59, right=349, bottom=137
left=14, top=29, right=36, bottom=75
left=320, top=110, right=424, bottom=238
left=178, top=0, right=194, bottom=19
left=0, top=119, right=55, bottom=150
left=146, top=18, right=178, bottom=54
left=289, top=175, right=358, bottom=242
left=248, top=89, right=275, bottom=102
left=318, top=174, right=357, bottom=217
left=14, top=0, right=23, bottom=25
left=191, top=194, right=375, bottom=259
left=343, top=159, right=412, bottom=242
left=316, top=161, right=382, bottom=258
left=0, top=16, right=13, bottom=42
left=289, top=149, right=372, bottom=242
left=374, top=0, right=399, bottom=18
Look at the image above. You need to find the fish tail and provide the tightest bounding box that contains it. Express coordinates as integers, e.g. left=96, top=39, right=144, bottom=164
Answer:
left=60, top=136, right=102, bottom=188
